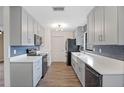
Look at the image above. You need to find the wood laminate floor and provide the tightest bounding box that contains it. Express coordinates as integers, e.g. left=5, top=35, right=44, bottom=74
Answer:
left=0, top=62, right=4, bottom=87
left=37, top=62, right=81, bottom=87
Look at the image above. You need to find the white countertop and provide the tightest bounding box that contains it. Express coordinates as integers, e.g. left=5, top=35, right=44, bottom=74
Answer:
left=10, top=54, right=42, bottom=63
left=72, top=52, right=124, bottom=75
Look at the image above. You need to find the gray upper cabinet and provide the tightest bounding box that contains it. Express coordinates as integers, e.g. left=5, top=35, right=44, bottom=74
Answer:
left=10, top=6, right=22, bottom=45
left=87, top=6, right=124, bottom=46
left=10, top=6, right=45, bottom=46
left=87, top=9, right=95, bottom=50
left=0, top=6, right=3, bottom=31
left=10, top=6, right=35, bottom=46
left=27, top=15, right=34, bottom=45
left=22, top=9, right=28, bottom=45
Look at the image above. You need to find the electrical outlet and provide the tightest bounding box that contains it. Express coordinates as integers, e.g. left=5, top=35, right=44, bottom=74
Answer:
left=14, top=50, right=16, bottom=54
left=99, top=48, right=102, bottom=53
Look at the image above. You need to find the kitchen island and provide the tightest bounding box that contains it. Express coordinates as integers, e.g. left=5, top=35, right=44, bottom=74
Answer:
left=10, top=54, right=43, bottom=87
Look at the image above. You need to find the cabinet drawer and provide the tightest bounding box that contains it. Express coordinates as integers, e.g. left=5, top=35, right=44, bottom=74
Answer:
left=33, top=58, right=42, bottom=86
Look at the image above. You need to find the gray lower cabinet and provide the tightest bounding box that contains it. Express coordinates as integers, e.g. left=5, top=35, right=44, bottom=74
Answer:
left=77, top=58, right=85, bottom=86
left=71, top=55, right=85, bottom=86
left=10, top=58, right=42, bottom=87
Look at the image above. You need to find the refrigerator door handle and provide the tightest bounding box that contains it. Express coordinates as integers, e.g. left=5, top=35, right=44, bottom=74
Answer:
left=65, top=40, right=68, bottom=52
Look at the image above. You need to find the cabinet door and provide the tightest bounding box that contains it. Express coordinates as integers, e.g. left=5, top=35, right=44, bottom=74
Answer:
left=22, top=9, right=28, bottom=45
left=118, top=6, right=124, bottom=45
left=41, top=27, right=45, bottom=44
left=37, top=24, right=40, bottom=35
left=0, top=6, right=3, bottom=31
left=80, top=62, right=85, bottom=86
left=104, top=6, right=118, bottom=44
left=77, top=58, right=85, bottom=86
left=33, top=58, right=42, bottom=86
left=39, top=26, right=42, bottom=37
left=94, top=6, right=104, bottom=45
left=10, top=6, right=22, bottom=45
left=27, top=16, right=34, bottom=45
left=87, top=9, right=95, bottom=50
left=33, top=21, right=38, bottom=35
left=71, top=56, right=77, bottom=74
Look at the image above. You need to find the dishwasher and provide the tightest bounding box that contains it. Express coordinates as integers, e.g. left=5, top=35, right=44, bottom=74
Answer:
left=42, top=54, right=48, bottom=78
left=85, top=64, right=103, bottom=87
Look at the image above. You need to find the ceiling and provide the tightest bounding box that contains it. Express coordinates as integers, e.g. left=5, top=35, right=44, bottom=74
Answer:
left=23, top=6, right=94, bottom=31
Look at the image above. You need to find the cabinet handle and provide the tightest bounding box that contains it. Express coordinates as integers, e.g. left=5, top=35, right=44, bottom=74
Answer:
left=98, top=35, right=102, bottom=41
left=98, top=35, right=100, bottom=41
left=101, top=35, right=103, bottom=41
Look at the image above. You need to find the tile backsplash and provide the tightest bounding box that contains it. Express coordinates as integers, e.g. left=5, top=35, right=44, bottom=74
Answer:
left=10, top=46, right=40, bottom=57
left=92, top=45, right=124, bottom=61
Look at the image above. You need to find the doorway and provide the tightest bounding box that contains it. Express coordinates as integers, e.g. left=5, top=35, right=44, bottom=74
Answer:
left=51, top=36, right=66, bottom=62
left=0, top=32, right=4, bottom=87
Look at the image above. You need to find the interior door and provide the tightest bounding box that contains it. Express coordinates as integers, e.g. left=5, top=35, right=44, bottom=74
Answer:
left=51, top=36, right=65, bottom=62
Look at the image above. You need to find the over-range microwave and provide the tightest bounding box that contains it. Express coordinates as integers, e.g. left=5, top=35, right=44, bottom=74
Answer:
left=34, top=34, right=42, bottom=46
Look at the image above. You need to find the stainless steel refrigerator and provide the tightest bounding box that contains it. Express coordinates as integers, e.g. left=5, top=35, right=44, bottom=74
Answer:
left=65, top=39, right=79, bottom=66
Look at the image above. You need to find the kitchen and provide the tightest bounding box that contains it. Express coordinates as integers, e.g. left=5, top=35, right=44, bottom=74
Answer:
left=0, top=6, right=124, bottom=87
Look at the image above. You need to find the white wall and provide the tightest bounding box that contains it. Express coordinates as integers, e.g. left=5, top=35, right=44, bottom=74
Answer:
left=3, top=6, right=11, bottom=87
